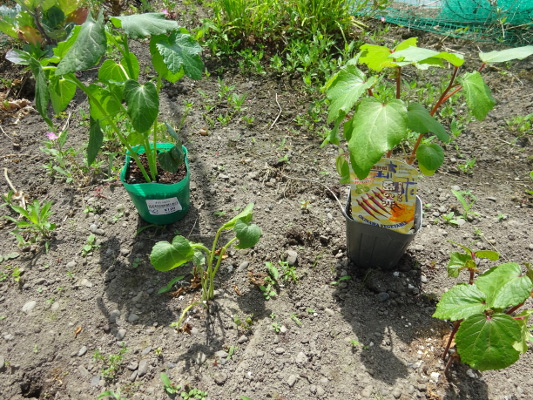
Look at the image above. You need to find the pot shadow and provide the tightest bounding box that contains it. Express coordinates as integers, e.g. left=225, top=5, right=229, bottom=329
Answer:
left=334, top=252, right=489, bottom=397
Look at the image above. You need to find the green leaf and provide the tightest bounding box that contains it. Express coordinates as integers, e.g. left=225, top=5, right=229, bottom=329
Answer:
left=86, top=84, right=121, bottom=124
left=460, top=71, right=496, bottom=121
left=234, top=220, right=261, bottom=249
left=150, top=35, right=185, bottom=83
left=391, top=47, right=464, bottom=68
left=447, top=251, right=475, bottom=277
left=87, top=118, right=103, bottom=165
left=111, top=13, right=179, bottom=38
left=480, top=46, right=533, bottom=63
left=158, top=145, right=185, bottom=173
left=415, top=143, right=444, bottom=176
left=157, top=275, right=185, bottom=294
left=347, top=98, right=408, bottom=179
left=474, top=250, right=500, bottom=261
left=49, top=77, right=76, bottom=113
left=154, top=31, right=204, bottom=80
left=475, top=263, right=533, bottom=310
left=222, top=203, right=254, bottom=230
left=359, top=44, right=396, bottom=71
left=124, top=80, right=159, bottom=133
left=164, top=122, right=181, bottom=142
left=433, top=283, right=488, bottom=321
left=407, top=103, right=449, bottom=142
left=325, top=65, right=376, bottom=123
left=98, top=59, right=128, bottom=82
left=27, top=57, right=52, bottom=125
left=513, top=309, right=533, bottom=353
left=150, top=236, right=195, bottom=272
left=335, top=155, right=351, bottom=185
left=56, top=12, right=106, bottom=75
left=456, top=313, right=522, bottom=370
left=394, top=37, right=418, bottom=51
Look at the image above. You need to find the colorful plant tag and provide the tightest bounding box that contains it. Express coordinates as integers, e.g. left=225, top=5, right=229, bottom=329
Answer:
left=146, top=197, right=182, bottom=215
left=350, top=158, right=418, bottom=234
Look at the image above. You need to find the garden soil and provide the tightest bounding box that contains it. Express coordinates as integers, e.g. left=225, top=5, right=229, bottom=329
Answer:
left=0, top=15, right=532, bottom=400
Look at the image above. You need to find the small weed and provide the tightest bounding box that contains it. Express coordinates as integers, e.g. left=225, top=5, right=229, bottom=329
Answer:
left=97, top=389, right=129, bottom=400
left=451, top=189, right=480, bottom=219
left=441, top=211, right=464, bottom=226
left=457, top=158, right=476, bottom=174
left=93, top=343, right=128, bottom=381
left=4, top=199, right=56, bottom=251
left=234, top=314, right=254, bottom=331
left=330, top=276, right=351, bottom=285
left=290, top=313, right=302, bottom=327
left=81, top=234, right=99, bottom=257
left=161, top=372, right=181, bottom=395
left=271, top=322, right=282, bottom=333
left=157, top=275, right=186, bottom=294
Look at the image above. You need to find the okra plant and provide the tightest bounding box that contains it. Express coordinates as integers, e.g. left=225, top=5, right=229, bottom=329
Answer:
left=433, top=242, right=533, bottom=371
left=150, top=203, right=261, bottom=302
left=324, top=38, right=533, bottom=180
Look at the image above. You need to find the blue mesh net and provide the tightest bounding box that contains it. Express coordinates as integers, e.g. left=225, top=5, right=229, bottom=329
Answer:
left=359, top=0, right=533, bottom=44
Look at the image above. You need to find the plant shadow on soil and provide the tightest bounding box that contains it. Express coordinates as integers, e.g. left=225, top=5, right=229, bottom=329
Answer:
left=335, top=254, right=491, bottom=398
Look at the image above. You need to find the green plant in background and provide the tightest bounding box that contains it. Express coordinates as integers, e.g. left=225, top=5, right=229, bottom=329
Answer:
left=4, top=199, right=56, bottom=251
left=7, top=12, right=204, bottom=183
left=151, top=203, right=260, bottom=307
left=433, top=242, right=533, bottom=371
left=40, top=129, right=77, bottom=183
left=506, top=113, right=533, bottom=136
left=457, top=158, right=476, bottom=174
left=97, top=389, right=129, bottom=400
left=324, top=39, right=533, bottom=182
left=451, top=189, right=480, bottom=220
left=0, top=0, right=88, bottom=56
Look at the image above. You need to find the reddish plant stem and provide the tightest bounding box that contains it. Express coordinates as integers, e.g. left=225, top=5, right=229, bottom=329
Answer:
left=507, top=302, right=525, bottom=315
left=396, top=66, right=402, bottom=99
left=443, top=320, right=461, bottom=361
left=407, top=65, right=460, bottom=165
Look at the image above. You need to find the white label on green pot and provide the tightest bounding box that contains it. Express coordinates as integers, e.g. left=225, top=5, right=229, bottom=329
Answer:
left=146, top=198, right=182, bottom=215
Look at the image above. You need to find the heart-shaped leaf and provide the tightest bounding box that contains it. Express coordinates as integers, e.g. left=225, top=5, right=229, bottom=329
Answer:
left=234, top=220, right=262, bottom=249
left=416, top=143, right=444, bottom=176
left=456, top=313, right=521, bottom=371
left=124, top=80, right=159, bottom=133
left=460, top=71, right=496, bottom=121
left=150, top=236, right=195, bottom=272
left=433, top=283, right=488, bottom=321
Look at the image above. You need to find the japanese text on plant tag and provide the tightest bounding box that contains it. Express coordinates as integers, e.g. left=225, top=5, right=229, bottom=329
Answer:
left=350, top=158, right=418, bottom=234
left=146, top=198, right=182, bottom=215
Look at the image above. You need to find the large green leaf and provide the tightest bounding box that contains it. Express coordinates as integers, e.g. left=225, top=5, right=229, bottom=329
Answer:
left=49, top=77, right=76, bottom=113
left=87, top=118, right=103, bottom=166
left=407, top=103, right=449, bottom=142
left=359, top=44, right=396, bottom=71
left=222, top=203, right=254, bottom=230
left=154, top=31, right=204, bottom=80
left=415, top=143, right=444, bottom=176
left=150, top=35, right=185, bottom=84
left=234, top=220, right=262, bottom=249
left=391, top=47, right=464, bottom=68
left=98, top=59, right=128, bottom=82
left=479, top=46, right=533, bottom=63
left=346, top=98, right=408, bottom=179
left=86, top=84, right=121, bottom=124
left=475, top=263, right=533, bottom=310
left=325, top=64, right=376, bottom=123
left=124, top=80, right=159, bottom=133
left=56, top=13, right=105, bottom=75
left=150, top=236, right=195, bottom=272
left=433, top=283, right=488, bottom=321
left=456, top=313, right=522, bottom=371
left=111, top=13, right=179, bottom=38
left=460, top=71, right=496, bottom=121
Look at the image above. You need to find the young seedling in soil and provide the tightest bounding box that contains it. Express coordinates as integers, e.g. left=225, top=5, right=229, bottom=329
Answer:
left=433, top=242, right=533, bottom=372
left=150, top=204, right=261, bottom=326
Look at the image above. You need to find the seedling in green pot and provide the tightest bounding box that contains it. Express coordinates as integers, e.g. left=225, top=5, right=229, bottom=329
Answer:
left=151, top=204, right=261, bottom=325
left=433, top=242, right=533, bottom=372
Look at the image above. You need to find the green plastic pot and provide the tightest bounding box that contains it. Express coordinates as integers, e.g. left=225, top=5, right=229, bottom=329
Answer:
left=120, top=143, right=190, bottom=224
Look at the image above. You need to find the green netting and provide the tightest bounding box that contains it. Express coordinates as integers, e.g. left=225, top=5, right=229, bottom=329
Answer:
left=358, top=0, right=533, bottom=45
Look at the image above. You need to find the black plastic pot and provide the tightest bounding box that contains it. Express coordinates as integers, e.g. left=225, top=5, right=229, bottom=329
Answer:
left=343, top=193, right=422, bottom=269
